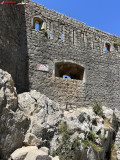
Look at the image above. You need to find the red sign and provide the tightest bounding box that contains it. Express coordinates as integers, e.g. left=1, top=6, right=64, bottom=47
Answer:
left=37, top=64, right=49, bottom=72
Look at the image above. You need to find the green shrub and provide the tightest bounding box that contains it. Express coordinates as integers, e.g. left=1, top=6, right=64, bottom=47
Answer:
left=92, top=100, right=104, bottom=117
left=89, top=141, right=102, bottom=152
left=81, top=138, right=89, bottom=148
left=81, top=138, right=102, bottom=152
left=52, top=123, right=81, bottom=160
left=88, top=131, right=96, bottom=142
left=81, top=131, right=102, bottom=152
left=98, top=133, right=103, bottom=138
left=58, top=122, right=68, bottom=134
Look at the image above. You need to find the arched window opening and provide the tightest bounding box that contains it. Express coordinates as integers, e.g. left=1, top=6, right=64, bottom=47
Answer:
left=114, top=44, right=118, bottom=51
left=33, top=17, right=43, bottom=31
left=105, top=43, right=111, bottom=52
left=55, top=62, right=84, bottom=80
left=35, top=22, right=39, bottom=30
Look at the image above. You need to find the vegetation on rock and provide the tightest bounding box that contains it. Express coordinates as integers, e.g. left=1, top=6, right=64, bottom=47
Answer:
left=52, top=122, right=81, bottom=160
left=110, top=144, right=119, bottom=160
left=92, top=100, right=104, bottom=117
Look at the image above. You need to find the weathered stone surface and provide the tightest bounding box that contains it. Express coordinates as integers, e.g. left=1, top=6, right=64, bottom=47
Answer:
left=10, top=146, right=38, bottom=160
left=0, top=0, right=28, bottom=93
left=24, top=133, right=41, bottom=146
left=1, top=0, right=120, bottom=110
left=1, top=69, right=120, bottom=160
left=0, top=70, right=30, bottom=160
left=50, top=106, right=118, bottom=160
left=52, top=156, right=59, bottom=160
left=18, top=90, right=63, bottom=147
left=25, top=0, right=120, bottom=110
left=24, top=150, right=52, bottom=160
left=39, top=147, right=49, bottom=155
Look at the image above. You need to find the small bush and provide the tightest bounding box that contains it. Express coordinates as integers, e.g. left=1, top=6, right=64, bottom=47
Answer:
left=81, top=138, right=102, bottom=152
left=88, top=131, right=96, bottom=142
left=81, top=138, right=89, bottom=148
left=89, top=141, right=102, bottom=152
left=98, top=133, right=103, bottom=138
left=52, top=122, right=81, bottom=160
left=58, top=122, right=68, bottom=134
left=92, top=100, right=104, bottom=117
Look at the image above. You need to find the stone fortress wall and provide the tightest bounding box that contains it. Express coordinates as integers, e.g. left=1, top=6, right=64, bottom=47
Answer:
left=0, top=0, right=29, bottom=93
left=1, top=0, right=120, bottom=110
left=25, top=0, right=120, bottom=110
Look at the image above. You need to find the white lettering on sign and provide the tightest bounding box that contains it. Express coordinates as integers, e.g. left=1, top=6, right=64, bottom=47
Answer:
left=37, top=64, right=49, bottom=72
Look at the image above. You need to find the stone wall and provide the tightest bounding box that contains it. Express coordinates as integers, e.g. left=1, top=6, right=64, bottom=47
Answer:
left=1, top=0, right=120, bottom=110
left=25, top=0, right=120, bottom=109
left=0, top=0, right=29, bottom=93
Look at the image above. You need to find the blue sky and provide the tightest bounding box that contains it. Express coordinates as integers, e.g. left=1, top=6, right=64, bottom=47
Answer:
left=32, top=0, right=120, bottom=37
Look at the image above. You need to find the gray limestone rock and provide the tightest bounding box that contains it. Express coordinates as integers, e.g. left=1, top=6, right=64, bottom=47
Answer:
left=10, top=146, right=38, bottom=160
left=18, top=90, right=63, bottom=147
left=24, top=150, right=52, bottom=160
left=0, top=69, right=30, bottom=160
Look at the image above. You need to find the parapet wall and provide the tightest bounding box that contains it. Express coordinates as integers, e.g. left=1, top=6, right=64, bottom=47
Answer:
left=25, top=0, right=120, bottom=110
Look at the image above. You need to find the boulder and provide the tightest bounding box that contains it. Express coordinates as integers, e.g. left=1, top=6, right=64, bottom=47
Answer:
left=24, top=150, right=52, bottom=160
left=10, top=146, right=38, bottom=160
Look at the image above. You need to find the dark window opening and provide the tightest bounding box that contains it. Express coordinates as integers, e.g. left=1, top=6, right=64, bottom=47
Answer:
left=55, top=62, right=84, bottom=80
left=114, top=44, right=118, bottom=51
left=33, top=17, right=43, bottom=31
left=105, top=43, right=110, bottom=52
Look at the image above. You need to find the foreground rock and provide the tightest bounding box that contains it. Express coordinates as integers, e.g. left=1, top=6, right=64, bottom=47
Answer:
left=24, top=150, right=51, bottom=160
left=10, top=146, right=53, bottom=160
left=10, top=146, right=38, bottom=160
left=50, top=106, right=118, bottom=160
left=0, top=69, right=30, bottom=160
left=18, top=90, right=63, bottom=147
left=0, top=69, right=120, bottom=160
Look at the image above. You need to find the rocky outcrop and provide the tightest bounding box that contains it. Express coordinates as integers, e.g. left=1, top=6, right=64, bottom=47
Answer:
left=0, top=69, right=30, bottom=160
left=50, top=106, right=118, bottom=160
left=18, top=90, right=63, bottom=147
left=0, top=69, right=120, bottom=160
